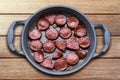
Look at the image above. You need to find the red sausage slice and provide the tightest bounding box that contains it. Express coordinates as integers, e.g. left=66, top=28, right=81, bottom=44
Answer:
left=52, top=51, right=63, bottom=59
left=33, top=50, right=44, bottom=63
left=66, top=52, right=79, bottom=65
left=67, top=36, right=79, bottom=50
left=59, top=27, right=72, bottom=39
left=54, top=59, right=68, bottom=71
left=79, top=36, right=90, bottom=48
left=76, top=50, right=87, bottom=59
left=45, top=15, right=56, bottom=25
left=55, top=15, right=66, bottom=26
left=41, top=57, right=54, bottom=69
left=55, top=40, right=67, bottom=51
left=67, top=17, right=79, bottom=29
left=46, top=28, right=58, bottom=40
left=37, top=18, right=50, bottom=30
left=29, top=28, right=41, bottom=40
left=30, top=40, right=42, bottom=51
left=43, top=41, right=55, bottom=53
left=74, top=25, right=86, bottom=37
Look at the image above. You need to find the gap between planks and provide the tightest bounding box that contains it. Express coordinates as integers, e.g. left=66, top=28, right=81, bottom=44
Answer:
left=0, top=14, right=120, bottom=36
left=0, top=58, right=119, bottom=79
left=1, top=35, right=120, bottom=37
left=0, top=13, right=120, bottom=15
left=0, top=57, right=120, bottom=59
left=0, top=0, right=119, bottom=14
left=0, top=36, right=120, bottom=58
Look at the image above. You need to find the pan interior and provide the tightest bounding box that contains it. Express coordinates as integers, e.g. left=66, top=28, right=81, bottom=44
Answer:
left=22, top=6, right=96, bottom=75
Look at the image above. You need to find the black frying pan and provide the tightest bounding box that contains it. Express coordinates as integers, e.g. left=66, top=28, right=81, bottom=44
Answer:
left=7, top=5, right=110, bottom=75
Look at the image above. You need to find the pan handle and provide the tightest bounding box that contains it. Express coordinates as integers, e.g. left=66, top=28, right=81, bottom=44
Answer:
left=92, top=24, right=111, bottom=58
left=7, top=20, right=26, bottom=56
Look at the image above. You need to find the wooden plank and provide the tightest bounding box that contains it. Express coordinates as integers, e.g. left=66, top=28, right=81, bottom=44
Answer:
left=0, top=15, right=28, bottom=36
left=87, top=15, right=120, bottom=36
left=0, top=0, right=119, bottom=14
left=0, top=15, right=120, bottom=36
left=0, top=59, right=119, bottom=79
left=0, top=36, right=119, bottom=58
left=0, top=37, right=21, bottom=58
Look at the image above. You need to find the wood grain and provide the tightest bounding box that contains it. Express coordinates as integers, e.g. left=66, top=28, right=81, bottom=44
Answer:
left=0, top=1, right=120, bottom=80
left=0, top=36, right=120, bottom=58
left=0, top=0, right=119, bottom=14
left=0, top=59, right=119, bottom=79
left=0, top=15, right=28, bottom=36
left=0, top=15, right=120, bottom=36
left=87, top=15, right=120, bottom=36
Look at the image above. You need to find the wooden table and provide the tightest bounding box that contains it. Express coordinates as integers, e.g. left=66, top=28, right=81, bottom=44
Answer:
left=0, top=0, right=120, bottom=80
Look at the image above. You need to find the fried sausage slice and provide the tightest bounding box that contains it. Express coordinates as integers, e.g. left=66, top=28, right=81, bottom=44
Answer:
left=43, top=41, right=55, bottom=53
left=41, top=57, right=54, bottom=69
left=55, top=15, right=66, bottom=26
left=37, top=18, right=50, bottom=30
left=54, top=59, right=68, bottom=71
left=59, top=27, right=72, bottom=39
left=76, top=49, right=87, bottom=59
left=33, top=50, right=44, bottom=63
left=52, top=51, right=63, bottom=59
left=79, top=36, right=90, bottom=48
left=66, top=52, right=79, bottom=65
left=46, top=28, right=58, bottom=40
left=74, top=25, right=86, bottom=37
left=30, top=40, right=42, bottom=51
left=67, top=17, right=79, bottom=29
left=55, top=40, right=67, bottom=51
left=67, top=36, right=79, bottom=50
left=45, top=15, right=56, bottom=25
left=29, top=28, right=42, bottom=40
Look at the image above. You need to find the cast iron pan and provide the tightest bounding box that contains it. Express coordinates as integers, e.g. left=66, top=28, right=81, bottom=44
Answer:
left=7, top=5, right=111, bottom=75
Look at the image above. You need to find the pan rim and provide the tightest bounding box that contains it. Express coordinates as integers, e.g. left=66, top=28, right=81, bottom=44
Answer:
left=22, top=5, right=96, bottom=75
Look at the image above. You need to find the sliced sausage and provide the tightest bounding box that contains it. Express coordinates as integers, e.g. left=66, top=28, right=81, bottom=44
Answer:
left=29, top=28, right=42, bottom=40
left=52, top=51, right=63, bottom=59
left=43, top=41, right=55, bottom=53
left=67, top=17, right=79, bottom=29
left=59, top=27, right=72, bottom=39
left=45, top=15, right=56, bottom=25
left=40, top=57, right=54, bottom=69
left=79, top=36, right=90, bottom=48
left=46, top=28, right=58, bottom=40
left=37, top=18, right=50, bottom=30
left=30, top=40, right=42, bottom=51
left=74, top=25, right=86, bottom=37
left=67, top=36, right=79, bottom=50
left=54, top=59, right=68, bottom=71
left=55, top=40, right=67, bottom=51
left=76, top=49, right=87, bottom=59
left=33, top=50, right=44, bottom=63
left=55, top=15, right=66, bottom=26
left=66, top=52, right=79, bottom=65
